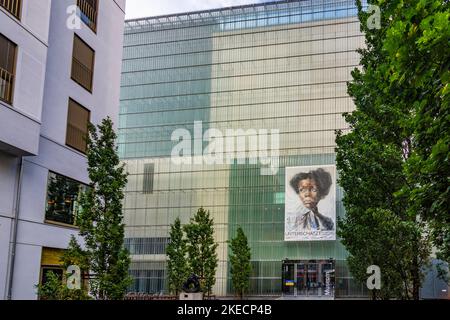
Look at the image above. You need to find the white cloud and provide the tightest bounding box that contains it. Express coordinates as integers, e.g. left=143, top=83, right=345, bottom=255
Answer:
left=125, top=0, right=268, bottom=19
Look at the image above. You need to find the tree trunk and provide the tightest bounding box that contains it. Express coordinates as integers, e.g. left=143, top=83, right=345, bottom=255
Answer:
left=371, top=289, right=377, bottom=300
left=412, top=256, right=420, bottom=300
left=411, top=233, right=421, bottom=300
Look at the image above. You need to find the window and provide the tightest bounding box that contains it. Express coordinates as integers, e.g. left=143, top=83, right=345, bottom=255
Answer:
left=143, top=163, right=155, bottom=194
left=124, top=238, right=170, bottom=255
left=0, top=0, right=21, bottom=20
left=41, top=267, right=64, bottom=286
left=39, top=247, right=89, bottom=299
left=77, top=0, right=98, bottom=32
left=66, top=98, right=90, bottom=153
left=71, top=35, right=95, bottom=92
left=45, top=171, right=88, bottom=226
left=0, top=34, right=17, bottom=105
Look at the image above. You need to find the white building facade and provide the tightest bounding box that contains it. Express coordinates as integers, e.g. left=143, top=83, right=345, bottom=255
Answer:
left=0, top=0, right=126, bottom=300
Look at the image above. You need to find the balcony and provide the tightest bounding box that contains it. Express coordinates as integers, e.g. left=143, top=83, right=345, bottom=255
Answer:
left=71, top=56, right=93, bottom=92
left=66, top=122, right=88, bottom=153
left=0, top=0, right=21, bottom=20
left=77, top=0, right=97, bottom=32
left=0, top=67, right=14, bottom=105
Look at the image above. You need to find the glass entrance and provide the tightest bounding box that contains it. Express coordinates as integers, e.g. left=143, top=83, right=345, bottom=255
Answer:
left=282, top=260, right=335, bottom=298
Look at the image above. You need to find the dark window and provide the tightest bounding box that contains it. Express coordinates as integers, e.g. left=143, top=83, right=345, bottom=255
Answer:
left=45, top=172, right=88, bottom=226
left=71, top=35, right=95, bottom=92
left=124, top=238, right=170, bottom=255
left=143, top=163, right=155, bottom=194
left=128, top=269, right=166, bottom=295
left=77, top=0, right=98, bottom=32
left=0, top=0, right=21, bottom=20
left=66, top=98, right=90, bottom=153
left=0, top=33, right=17, bottom=105
left=40, top=267, right=64, bottom=285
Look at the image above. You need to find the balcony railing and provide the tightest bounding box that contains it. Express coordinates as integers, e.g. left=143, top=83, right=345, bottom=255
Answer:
left=77, top=0, right=97, bottom=32
left=71, top=57, right=93, bottom=92
left=66, top=123, right=87, bottom=153
left=0, top=67, right=14, bottom=104
left=0, top=0, right=21, bottom=19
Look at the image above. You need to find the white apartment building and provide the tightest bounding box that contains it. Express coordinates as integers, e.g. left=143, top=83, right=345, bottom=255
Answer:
left=0, top=0, right=126, bottom=300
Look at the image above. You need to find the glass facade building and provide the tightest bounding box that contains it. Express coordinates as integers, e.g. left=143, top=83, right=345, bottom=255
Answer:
left=119, top=0, right=367, bottom=297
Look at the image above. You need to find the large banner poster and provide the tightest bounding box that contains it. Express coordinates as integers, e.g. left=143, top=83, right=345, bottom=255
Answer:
left=285, top=165, right=336, bottom=241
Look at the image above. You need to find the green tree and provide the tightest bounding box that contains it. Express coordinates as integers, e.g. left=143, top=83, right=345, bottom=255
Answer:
left=75, top=117, right=131, bottom=300
left=380, top=0, right=450, bottom=266
left=229, top=226, right=252, bottom=300
left=335, top=0, right=444, bottom=299
left=166, top=217, right=189, bottom=296
left=184, top=208, right=218, bottom=298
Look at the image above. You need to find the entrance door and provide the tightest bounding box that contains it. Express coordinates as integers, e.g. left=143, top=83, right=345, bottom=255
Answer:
left=282, top=260, right=335, bottom=298
left=306, top=262, right=319, bottom=296
left=282, top=263, right=295, bottom=295
left=296, top=263, right=307, bottom=296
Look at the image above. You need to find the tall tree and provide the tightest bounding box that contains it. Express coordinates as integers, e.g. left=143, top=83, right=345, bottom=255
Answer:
left=184, top=208, right=218, bottom=298
left=76, top=117, right=131, bottom=300
left=380, top=0, right=450, bottom=266
left=166, top=218, right=189, bottom=296
left=229, top=226, right=252, bottom=300
left=335, top=0, right=444, bottom=299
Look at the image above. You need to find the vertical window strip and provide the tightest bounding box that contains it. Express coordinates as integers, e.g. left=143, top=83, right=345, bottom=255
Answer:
left=143, top=163, right=155, bottom=194
left=0, top=33, right=16, bottom=104
left=66, top=99, right=90, bottom=153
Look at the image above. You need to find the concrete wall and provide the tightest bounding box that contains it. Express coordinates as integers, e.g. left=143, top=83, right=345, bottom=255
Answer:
left=0, top=153, right=19, bottom=299
left=1, top=0, right=126, bottom=300
left=0, top=0, right=51, bottom=299
left=40, top=0, right=126, bottom=142
left=0, top=0, right=51, bottom=156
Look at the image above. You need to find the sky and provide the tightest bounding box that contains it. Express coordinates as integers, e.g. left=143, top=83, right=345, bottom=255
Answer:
left=125, top=0, right=269, bottom=20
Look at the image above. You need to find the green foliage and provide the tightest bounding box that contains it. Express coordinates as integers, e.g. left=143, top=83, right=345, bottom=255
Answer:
left=61, top=236, right=90, bottom=271
left=229, top=226, right=252, bottom=299
left=335, top=0, right=450, bottom=299
left=36, top=271, right=63, bottom=300
left=36, top=270, right=91, bottom=301
left=184, top=208, right=219, bottom=298
left=340, top=208, right=430, bottom=299
left=166, top=218, right=189, bottom=296
left=74, top=117, right=132, bottom=300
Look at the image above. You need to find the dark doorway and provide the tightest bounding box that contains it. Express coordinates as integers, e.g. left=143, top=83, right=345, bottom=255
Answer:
left=282, top=259, right=335, bottom=298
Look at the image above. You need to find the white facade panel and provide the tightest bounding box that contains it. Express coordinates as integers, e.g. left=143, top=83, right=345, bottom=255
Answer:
left=0, top=0, right=126, bottom=299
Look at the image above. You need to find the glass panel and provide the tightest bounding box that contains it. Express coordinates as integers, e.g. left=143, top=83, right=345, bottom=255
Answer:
left=120, top=0, right=365, bottom=297
left=282, top=263, right=294, bottom=295
left=45, top=172, right=88, bottom=226
left=40, top=267, right=64, bottom=286
left=143, top=163, right=155, bottom=194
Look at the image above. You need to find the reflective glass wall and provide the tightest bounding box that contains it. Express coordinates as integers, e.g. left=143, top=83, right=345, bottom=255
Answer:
left=120, top=0, right=367, bottom=297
